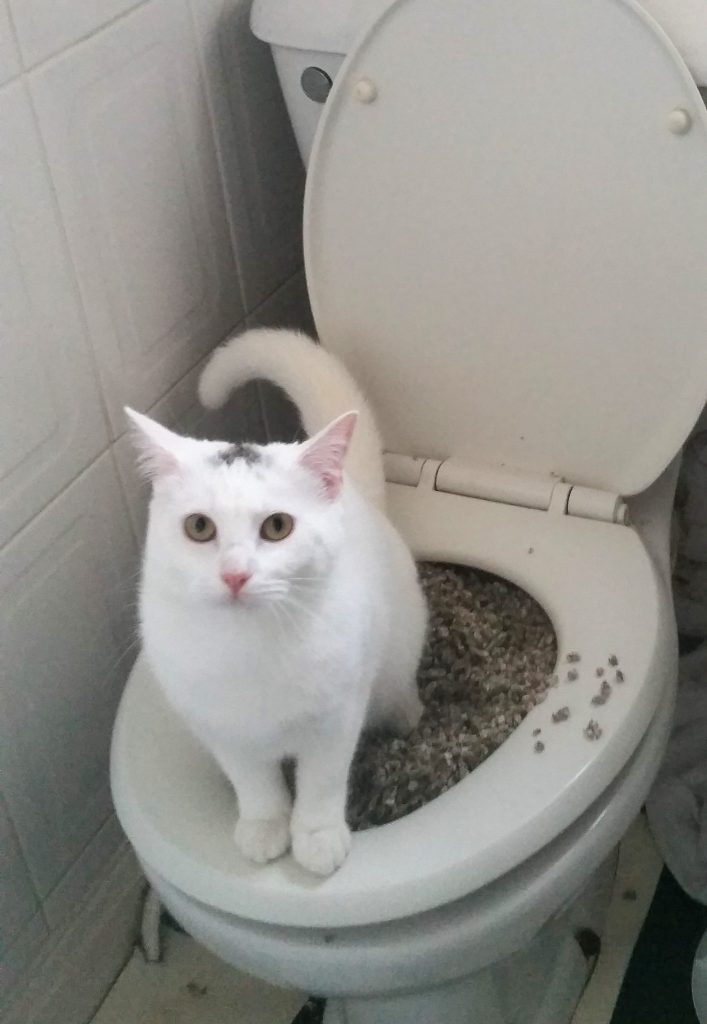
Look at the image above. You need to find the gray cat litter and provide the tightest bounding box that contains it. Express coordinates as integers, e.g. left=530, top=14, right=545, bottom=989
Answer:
left=584, top=719, right=603, bottom=741
left=552, top=706, right=570, bottom=723
left=347, top=562, right=557, bottom=831
left=591, top=680, right=613, bottom=706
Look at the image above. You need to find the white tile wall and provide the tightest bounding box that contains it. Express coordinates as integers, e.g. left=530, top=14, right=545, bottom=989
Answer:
left=0, top=913, right=49, bottom=1008
left=0, top=0, right=305, bottom=1011
left=29, top=0, right=243, bottom=436
left=42, top=814, right=125, bottom=931
left=191, top=0, right=304, bottom=311
left=0, top=797, right=38, bottom=954
left=9, top=0, right=146, bottom=69
left=0, top=2, right=21, bottom=85
left=0, top=83, right=109, bottom=547
left=0, top=454, right=138, bottom=897
left=2, top=846, right=143, bottom=1024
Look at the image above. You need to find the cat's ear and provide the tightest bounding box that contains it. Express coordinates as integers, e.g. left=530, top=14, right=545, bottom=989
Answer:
left=124, top=407, right=183, bottom=481
left=298, top=411, right=358, bottom=500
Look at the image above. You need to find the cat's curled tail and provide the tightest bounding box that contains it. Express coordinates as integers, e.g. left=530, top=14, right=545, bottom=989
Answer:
left=198, top=328, right=386, bottom=509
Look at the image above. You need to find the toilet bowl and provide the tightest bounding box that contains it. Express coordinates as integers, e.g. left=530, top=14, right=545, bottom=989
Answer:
left=111, top=0, right=707, bottom=1020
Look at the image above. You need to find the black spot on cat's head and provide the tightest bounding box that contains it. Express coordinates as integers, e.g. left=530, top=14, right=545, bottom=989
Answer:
left=215, top=442, right=262, bottom=467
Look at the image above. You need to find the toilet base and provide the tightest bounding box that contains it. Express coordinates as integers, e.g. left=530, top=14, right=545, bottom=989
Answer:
left=322, top=934, right=585, bottom=1024
left=145, top=847, right=618, bottom=1024
left=322, top=853, right=615, bottom=1024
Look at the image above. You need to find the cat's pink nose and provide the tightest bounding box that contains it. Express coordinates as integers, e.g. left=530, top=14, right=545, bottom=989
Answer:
left=221, top=570, right=251, bottom=596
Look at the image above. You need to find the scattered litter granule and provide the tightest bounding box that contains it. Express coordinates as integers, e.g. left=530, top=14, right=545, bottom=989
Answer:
left=552, top=707, right=570, bottom=723
left=591, top=680, right=613, bottom=707
left=596, top=667, right=605, bottom=678
left=347, top=562, right=557, bottom=830
left=534, top=740, right=546, bottom=754
left=616, top=669, right=625, bottom=683
left=567, top=668, right=579, bottom=682
left=532, top=728, right=542, bottom=737
left=566, top=652, right=581, bottom=663
left=608, top=654, right=619, bottom=666
left=584, top=719, right=603, bottom=741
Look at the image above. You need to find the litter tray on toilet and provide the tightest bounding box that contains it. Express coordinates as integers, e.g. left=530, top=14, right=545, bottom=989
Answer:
left=112, top=465, right=676, bottom=928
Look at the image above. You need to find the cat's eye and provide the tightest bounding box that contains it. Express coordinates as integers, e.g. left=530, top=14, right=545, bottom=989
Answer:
left=260, top=512, right=294, bottom=542
left=184, top=513, right=217, bottom=542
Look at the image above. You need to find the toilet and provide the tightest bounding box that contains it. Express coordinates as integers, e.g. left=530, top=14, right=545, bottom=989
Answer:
left=110, top=1, right=707, bottom=1020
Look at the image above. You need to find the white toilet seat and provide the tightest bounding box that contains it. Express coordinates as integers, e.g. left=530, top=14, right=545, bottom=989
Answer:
left=111, top=481, right=675, bottom=929
left=136, top=678, right=674, bottom=997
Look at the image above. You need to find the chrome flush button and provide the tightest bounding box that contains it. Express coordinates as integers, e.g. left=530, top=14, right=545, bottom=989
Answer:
left=301, top=67, right=332, bottom=103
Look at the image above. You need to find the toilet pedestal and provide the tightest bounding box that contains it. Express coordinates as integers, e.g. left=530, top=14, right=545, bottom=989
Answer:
left=323, top=853, right=616, bottom=1024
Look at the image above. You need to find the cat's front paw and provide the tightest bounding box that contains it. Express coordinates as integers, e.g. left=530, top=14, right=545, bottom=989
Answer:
left=291, top=820, right=352, bottom=876
left=234, top=816, right=291, bottom=864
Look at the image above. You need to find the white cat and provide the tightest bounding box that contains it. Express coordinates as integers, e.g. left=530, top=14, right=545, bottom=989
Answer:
left=127, top=329, right=426, bottom=876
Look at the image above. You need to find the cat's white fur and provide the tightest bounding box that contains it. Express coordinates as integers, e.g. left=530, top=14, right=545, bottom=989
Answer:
left=128, top=329, right=426, bottom=876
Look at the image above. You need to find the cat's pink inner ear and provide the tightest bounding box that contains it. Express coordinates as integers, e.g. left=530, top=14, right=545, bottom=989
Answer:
left=124, top=407, right=181, bottom=481
left=299, top=411, right=358, bottom=500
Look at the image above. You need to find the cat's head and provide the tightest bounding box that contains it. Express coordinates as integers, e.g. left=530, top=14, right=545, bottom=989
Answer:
left=126, top=408, right=357, bottom=608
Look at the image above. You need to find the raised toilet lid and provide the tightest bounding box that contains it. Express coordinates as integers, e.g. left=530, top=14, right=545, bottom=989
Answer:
left=305, top=0, right=707, bottom=495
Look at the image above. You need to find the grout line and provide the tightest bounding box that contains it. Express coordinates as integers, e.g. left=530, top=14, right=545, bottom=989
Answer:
left=39, top=811, right=117, bottom=915
left=4, top=0, right=23, bottom=75
left=16, top=1, right=151, bottom=78
left=23, top=72, right=116, bottom=435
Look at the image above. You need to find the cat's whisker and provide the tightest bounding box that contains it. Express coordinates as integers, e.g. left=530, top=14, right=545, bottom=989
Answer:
left=122, top=566, right=143, bottom=583
left=265, top=600, right=288, bottom=645
left=289, top=581, right=325, bottom=604
left=104, top=633, right=142, bottom=679
left=250, top=581, right=290, bottom=598
left=281, top=594, right=326, bottom=630
left=275, top=598, right=300, bottom=634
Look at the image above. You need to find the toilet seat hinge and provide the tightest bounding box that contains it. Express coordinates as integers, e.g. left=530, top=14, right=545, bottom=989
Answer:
left=384, top=453, right=630, bottom=525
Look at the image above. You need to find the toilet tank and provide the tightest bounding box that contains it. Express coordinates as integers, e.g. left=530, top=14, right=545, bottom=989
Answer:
left=251, top=0, right=393, bottom=163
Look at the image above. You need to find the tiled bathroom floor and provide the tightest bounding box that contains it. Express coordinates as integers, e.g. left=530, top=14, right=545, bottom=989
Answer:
left=92, top=816, right=662, bottom=1024
left=90, top=929, right=304, bottom=1024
